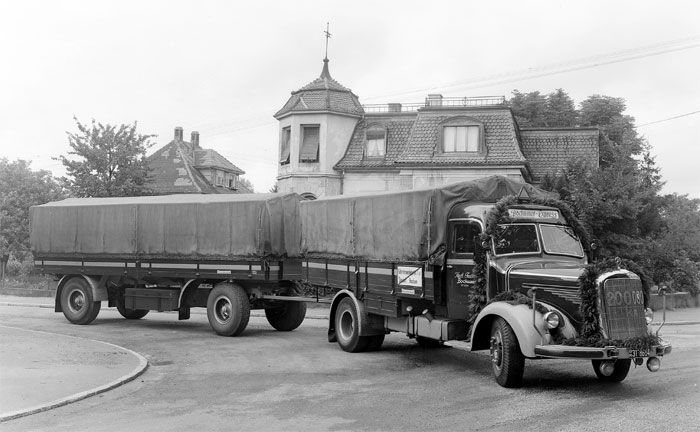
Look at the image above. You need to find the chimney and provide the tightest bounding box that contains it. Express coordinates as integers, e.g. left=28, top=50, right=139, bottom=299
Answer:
left=427, top=94, right=443, bottom=107
left=388, top=103, right=402, bottom=113
left=191, top=131, right=200, bottom=148
left=174, top=126, right=184, bottom=141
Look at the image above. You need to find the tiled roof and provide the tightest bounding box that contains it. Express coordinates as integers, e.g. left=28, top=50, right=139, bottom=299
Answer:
left=147, top=141, right=219, bottom=194
left=274, top=59, right=364, bottom=119
left=194, top=147, right=244, bottom=174
left=336, top=107, right=529, bottom=170
left=519, top=128, right=600, bottom=180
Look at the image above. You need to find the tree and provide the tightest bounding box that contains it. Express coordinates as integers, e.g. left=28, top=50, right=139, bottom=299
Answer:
left=0, top=159, right=65, bottom=260
left=508, top=89, right=577, bottom=127
left=237, top=177, right=255, bottom=193
left=58, top=118, right=154, bottom=197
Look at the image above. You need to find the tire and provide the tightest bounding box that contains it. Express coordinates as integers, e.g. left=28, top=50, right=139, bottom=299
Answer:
left=366, top=334, right=385, bottom=351
left=265, top=301, right=307, bottom=331
left=592, top=359, right=631, bottom=383
left=60, top=277, right=101, bottom=325
left=416, top=336, right=444, bottom=348
left=335, top=297, right=369, bottom=352
left=490, top=318, right=525, bottom=388
left=116, top=290, right=149, bottom=320
left=206, top=283, right=250, bottom=336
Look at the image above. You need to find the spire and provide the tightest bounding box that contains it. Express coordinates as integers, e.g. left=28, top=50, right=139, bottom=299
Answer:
left=321, top=58, right=330, bottom=79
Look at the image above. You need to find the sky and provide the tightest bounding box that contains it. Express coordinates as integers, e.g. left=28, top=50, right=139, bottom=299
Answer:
left=1, top=0, right=698, bottom=197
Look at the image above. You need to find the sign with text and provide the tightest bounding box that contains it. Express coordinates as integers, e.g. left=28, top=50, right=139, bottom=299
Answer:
left=507, top=209, right=559, bottom=220
left=397, top=266, right=423, bottom=287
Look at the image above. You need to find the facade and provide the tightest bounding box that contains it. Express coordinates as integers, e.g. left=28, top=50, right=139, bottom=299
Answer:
left=275, top=59, right=599, bottom=198
left=148, top=127, right=249, bottom=195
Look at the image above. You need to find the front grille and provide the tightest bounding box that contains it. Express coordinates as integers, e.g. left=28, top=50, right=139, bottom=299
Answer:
left=599, top=278, right=647, bottom=340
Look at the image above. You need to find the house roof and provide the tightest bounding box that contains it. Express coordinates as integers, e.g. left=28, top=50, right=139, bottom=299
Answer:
left=519, top=128, right=600, bottom=180
left=147, top=141, right=219, bottom=194
left=335, top=106, right=529, bottom=172
left=274, top=59, right=364, bottom=119
left=193, top=147, right=244, bottom=174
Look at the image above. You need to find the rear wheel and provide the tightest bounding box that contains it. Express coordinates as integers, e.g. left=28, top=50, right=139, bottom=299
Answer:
left=206, top=283, right=250, bottom=336
left=335, top=297, right=369, bottom=352
left=116, top=289, right=149, bottom=320
left=490, top=318, right=525, bottom=388
left=60, top=277, right=101, bottom=325
left=265, top=300, right=307, bottom=331
left=592, top=359, right=631, bottom=383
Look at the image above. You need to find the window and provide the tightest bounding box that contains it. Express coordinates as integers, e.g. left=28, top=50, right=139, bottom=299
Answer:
left=299, top=125, right=320, bottom=162
left=365, top=128, right=386, bottom=158
left=453, top=223, right=481, bottom=254
left=228, top=179, right=234, bottom=188
left=280, top=127, right=290, bottom=165
left=443, top=126, right=479, bottom=152
left=540, top=224, right=584, bottom=257
left=493, top=224, right=540, bottom=255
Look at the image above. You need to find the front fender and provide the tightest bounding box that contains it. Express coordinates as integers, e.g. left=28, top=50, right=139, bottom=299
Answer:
left=55, top=274, right=108, bottom=312
left=471, top=302, right=548, bottom=358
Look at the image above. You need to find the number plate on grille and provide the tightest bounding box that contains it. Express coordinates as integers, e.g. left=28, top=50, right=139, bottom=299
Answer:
left=599, top=278, right=647, bottom=340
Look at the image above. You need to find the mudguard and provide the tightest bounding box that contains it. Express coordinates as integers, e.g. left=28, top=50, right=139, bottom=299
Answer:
left=327, top=290, right=384, bottom=342
left=55, top=274, right=108, bottom=312
left=470, top=301, right=576, bottom=358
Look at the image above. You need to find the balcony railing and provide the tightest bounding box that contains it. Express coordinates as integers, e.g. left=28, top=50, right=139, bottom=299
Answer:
left=362, top=95, right=506, bottom=113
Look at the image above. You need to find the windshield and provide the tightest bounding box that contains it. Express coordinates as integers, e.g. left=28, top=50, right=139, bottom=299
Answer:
left=493, top=224, right=539, bottom=255
left=540, top=224, right=584, bottom=257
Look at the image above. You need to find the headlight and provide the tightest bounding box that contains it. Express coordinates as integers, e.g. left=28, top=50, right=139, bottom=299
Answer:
left=645, top=308, right=654, bottom=325
left=543, top=311, right=561, bottom=329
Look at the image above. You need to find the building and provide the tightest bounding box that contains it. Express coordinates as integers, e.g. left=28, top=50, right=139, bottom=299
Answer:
left=148, top=127, right=250, bottom=194
left=275, top=58, right=599, bottom=198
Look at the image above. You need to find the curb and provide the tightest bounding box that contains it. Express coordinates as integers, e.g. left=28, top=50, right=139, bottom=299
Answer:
left=0, top=326, right=149, bottom=423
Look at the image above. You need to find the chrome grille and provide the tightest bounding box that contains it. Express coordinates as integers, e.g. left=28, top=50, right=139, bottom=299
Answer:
left=599, top=278, right=647, bottom=340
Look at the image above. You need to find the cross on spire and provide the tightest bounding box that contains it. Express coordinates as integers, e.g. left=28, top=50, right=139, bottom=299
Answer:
left=323, top=22, right=332, bottom=61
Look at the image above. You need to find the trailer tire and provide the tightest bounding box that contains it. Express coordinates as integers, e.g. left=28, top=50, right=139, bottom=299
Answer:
left=490, top=318, right=525, bottom=388
left=207, top=283, right=250, bottom=336
left=265, top=301, right=307, bottom=331
left=592, top=359, right=631, bottom=383
left=60, top=277, right=101, bottom=325
left=335, top=297, right=369, bottom=352
left=116, top=291, right=149, bottom=320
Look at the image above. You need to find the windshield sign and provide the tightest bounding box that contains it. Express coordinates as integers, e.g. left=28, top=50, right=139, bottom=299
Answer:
left=508, top=209, right=559, bottom=220
left=493, top=224, right=539, bottom=255
left=540, top=224, right=584, bottom=257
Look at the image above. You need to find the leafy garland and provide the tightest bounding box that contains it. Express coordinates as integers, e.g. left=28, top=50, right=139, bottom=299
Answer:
left=468, top=195, right=661, bottom=351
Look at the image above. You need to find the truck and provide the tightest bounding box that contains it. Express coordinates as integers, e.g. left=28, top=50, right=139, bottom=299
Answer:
left=31, top=176, right=671, bottom=387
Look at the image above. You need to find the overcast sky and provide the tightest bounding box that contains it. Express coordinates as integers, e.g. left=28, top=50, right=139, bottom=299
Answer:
left=1, top=0, right=698, bottom=197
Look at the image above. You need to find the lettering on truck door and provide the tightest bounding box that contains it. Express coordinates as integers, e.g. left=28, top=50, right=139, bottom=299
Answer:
left=445, top=221, right=482, bottom=320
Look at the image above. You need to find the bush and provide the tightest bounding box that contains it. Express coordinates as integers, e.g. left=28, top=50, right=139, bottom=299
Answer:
left=5, top=255, right=34, bottom=278
left=670, top=257, right=699, bottom=296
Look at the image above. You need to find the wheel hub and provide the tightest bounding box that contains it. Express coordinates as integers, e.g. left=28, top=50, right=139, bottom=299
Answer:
left=338, top=310, right=354, bottom=341
left=490, top=333, right=503, bottom=369
left=215, top=297, right=232, bottom=324
left=68, top=289, right=85, bottom=312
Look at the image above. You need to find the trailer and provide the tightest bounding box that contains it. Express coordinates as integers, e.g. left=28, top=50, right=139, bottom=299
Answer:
left=31, top=193, right=306, bottom=336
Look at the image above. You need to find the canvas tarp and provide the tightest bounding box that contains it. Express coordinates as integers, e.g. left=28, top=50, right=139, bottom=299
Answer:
left=31, top=193, right=301, bottom=260
left=300, top=176, right=553, bottom=262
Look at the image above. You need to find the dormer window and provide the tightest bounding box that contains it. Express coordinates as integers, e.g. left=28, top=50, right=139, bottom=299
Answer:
left=280, top=127, right=290, bottom=165
left=365, top=127, right=386, bottom=158
left=300, top=125, right=320, bottom=162
left=443, top=126, right=479, bottom=152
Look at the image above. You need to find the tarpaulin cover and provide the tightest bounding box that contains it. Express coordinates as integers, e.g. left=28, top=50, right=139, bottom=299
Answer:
left=300, top=176, right=553, bottom=262
left=31, top=193, right=301, bottom=260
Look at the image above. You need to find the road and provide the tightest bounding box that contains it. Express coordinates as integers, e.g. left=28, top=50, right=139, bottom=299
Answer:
left=1, top=304, right=698, bottom=431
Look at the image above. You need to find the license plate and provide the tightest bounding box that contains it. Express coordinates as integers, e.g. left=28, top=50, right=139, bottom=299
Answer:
left=628, top=349, right=649, bottom=358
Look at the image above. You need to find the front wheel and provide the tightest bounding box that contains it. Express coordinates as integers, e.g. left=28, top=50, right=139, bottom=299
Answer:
left=490, top=318, right=525, bottom=388
left=206, top=283, right=250, bottom=336
left=60, top=277, right=101, bottom=325
left=592, top=359, right=631, bottom=383
left=265, top=301, right=307, bottom=331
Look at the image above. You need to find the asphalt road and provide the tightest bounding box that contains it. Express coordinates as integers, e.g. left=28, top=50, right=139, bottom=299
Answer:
left=1, top=305, right=698, bottom=432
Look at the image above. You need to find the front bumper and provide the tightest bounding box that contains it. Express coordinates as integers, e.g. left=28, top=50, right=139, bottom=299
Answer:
left=534, top=343, right=672, bottom=360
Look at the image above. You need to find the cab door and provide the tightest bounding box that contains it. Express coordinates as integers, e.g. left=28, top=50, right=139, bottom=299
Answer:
left=445, top=220, right=482, bottom=319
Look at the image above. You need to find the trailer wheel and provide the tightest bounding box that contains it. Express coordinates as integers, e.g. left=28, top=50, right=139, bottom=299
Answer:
left=592, top=359, right=631, bottom=383
left=116, top=291, right=149, bottom=320
left=265, top=300, right=307, bottom=331
left=207, top=283, right=250, bottom=336
left=490, top=318, right=525, bottom=388
left=335, top=297, right=369, bottom=352
left=60, top=277, right=101, bottom=325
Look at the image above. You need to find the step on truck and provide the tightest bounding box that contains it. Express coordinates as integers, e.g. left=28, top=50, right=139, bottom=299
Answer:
left=298, top=176, right=671, bottom=387
left=31, top=193, right=308, bottom=336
